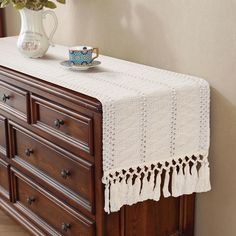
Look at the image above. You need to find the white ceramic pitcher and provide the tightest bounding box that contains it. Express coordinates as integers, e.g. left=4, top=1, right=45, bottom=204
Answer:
left=17, top=8, right=58, bottom=58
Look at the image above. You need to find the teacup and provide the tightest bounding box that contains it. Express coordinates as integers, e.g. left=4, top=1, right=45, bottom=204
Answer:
left=69, top=46, right=99, bottom=65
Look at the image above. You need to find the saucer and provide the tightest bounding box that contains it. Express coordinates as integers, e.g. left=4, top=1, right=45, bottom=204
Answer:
left=60, top=60, right=101, bottom=71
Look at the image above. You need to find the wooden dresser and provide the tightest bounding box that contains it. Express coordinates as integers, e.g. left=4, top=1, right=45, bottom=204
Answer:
left=0, top=65, right=195, bottom=236
left=0, top=9, right=4, bottom=37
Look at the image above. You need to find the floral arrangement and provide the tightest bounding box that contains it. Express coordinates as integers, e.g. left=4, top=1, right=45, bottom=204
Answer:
left=0, top=0, right=65, bottom=10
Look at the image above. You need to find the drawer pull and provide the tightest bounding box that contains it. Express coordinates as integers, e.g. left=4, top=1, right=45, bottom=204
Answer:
left=25, top=148, right=34, bottom=157
left=61, top=223, right=71, bottom=232
left=54, top=119, right=64, bottom=128
left=26, top=196, right=35, bottom=205
left=2, top=94, right=10, bottom=103
left=61, top=169, right=71, bottom=179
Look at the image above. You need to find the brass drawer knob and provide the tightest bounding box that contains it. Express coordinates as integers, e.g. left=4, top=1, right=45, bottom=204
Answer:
left=25, top=148, right=34, bottom=157
left=54, top=119, right=64, bottom=128
left=26, top=196, right=35, bottom=205
left=61, top=169, right=71, bottom=179
left=61, top=223, right=71, bottom=232
left=2, top=94, right=10, bottom=103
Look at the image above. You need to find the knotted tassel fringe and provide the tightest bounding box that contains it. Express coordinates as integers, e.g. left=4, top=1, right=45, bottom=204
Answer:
left=153, top=171, right=161, bottom=201
left=172, top=166, right=183, bottom=197
left=196, top=161, right=211, bottom=192
left=163, top=169, right=171, bottom=197
left=103, top=155, right=211, bottom=213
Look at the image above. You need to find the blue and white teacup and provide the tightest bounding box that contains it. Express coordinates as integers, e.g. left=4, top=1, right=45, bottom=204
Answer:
left=69, top=46, right=99, bottom=65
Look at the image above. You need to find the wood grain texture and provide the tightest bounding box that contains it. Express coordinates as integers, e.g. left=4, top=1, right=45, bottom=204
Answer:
left=0, top=9, right=4, bottom=38
left=104, top=195, right=194, bottom=236
left=0, top=115, right=7, bottom=157
left=0, top=81, right=30, bottom=122
left=9, top=121, right=95, bottom=214
left=12, top=168, right=95, bottom=236
left=0, top=158, right=10, bottom=200
left=0, top=65, right=195, bottom=236
left=31, top=94, right=94, bottom=155
left=0, top=208, right=30, bottom=236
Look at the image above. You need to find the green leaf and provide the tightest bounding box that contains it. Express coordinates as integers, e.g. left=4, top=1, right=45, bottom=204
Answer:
left=13, top=2, right=25, bottom=10
left=0, top=0, right=10, bottom=8
left=0, top=0, right=66, bottom=10
left=56, top=0, right=65, bottom=4
left=44, top=1, right=56, bottom=9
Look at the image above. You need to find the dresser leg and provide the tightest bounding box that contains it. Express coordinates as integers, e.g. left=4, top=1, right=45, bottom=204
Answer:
left=179, top=194, right=195, bottom=236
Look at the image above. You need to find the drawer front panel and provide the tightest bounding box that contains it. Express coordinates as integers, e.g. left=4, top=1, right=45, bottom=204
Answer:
left=0, top=115, right=7, bottom=156
left=0, top=81, right=29, bottom=121
left=12, top=169, right=95, bottom=236
left=0, top=159, right=10, bottom=199
left=10, top=122, right=94, bottom=210
left=31, top=95, right=94, bottom=155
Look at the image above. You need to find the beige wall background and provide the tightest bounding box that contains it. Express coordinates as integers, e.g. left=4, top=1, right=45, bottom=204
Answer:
left=4, top=1, right=236, bottom=235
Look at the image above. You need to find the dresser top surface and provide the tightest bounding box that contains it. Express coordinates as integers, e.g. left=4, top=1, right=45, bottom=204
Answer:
left=0, top=37, right=205, bottom=113
left=0, top=36, right=161, bottom=87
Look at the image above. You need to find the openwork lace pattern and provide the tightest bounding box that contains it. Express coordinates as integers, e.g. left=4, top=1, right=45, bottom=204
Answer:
left=0, top=39, right=211, bottom=214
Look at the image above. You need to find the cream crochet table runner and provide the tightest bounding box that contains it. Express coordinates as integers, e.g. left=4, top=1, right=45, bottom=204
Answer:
left=0, top=37, right=211, bottom=213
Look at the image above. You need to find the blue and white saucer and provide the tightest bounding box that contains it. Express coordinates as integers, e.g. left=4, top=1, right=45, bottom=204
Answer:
left=60, top=60, right=101, bottom=71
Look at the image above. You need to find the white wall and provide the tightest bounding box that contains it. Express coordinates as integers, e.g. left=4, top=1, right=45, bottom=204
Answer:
left=4, top=1, right=236, bottom=235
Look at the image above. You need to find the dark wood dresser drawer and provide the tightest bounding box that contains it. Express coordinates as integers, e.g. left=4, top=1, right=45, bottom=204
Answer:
left=31, top=95, right=94, bottom=155
left=11, top=168, right=95, bottom=236
left=0, top=81, right=29, bottom=122
left=0, top=66, right=195, bottom=236
left=0, top=115, right=7, bottom=157
left=0, top=159, right=10, bottom=200
left=9, top=121, right=94, bottom=213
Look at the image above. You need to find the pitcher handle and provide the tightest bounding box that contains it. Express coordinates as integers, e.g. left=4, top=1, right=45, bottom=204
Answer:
left=42, top=10, right=58, bottom=47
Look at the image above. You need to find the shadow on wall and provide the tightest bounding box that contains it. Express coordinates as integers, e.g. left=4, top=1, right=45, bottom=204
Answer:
left=195, top=87, right=236, bottom=235
left=100, top=0, right=176, bottom=69
left=5, top=0, right=177, bottom=70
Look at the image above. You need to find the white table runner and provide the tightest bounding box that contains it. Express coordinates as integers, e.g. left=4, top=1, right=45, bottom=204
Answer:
left=0, top=37, right=211, bottom=213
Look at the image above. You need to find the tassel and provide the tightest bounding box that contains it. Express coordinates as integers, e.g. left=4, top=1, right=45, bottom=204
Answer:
left=183, top=164, right=192, bottom=194
left=179, top=166, right=185, bottom=191
left=119, top=177, right=127, bottom=207
left=196, top=162, right=211, bottom=192
left=199, top=162, right=211, bottom=192
left=196, top=162, right=205, bottom=192
left=127, top=176, right=134, bottom=205
left=140, top=172, right=154, bottom=201
left=171, top=166, right=179, bottom=197
left=140, top=175, right=149, bottom=201
left=184, top=162, right=199, bottom=194
left=204, top=163, right=211, bottom=191
left=153, top=172, right=161, bottom=201
left=104, top=180, right=110, bottom=213
left=191, top=162, right=198, bottom=193
left=163, top=169, right=171, bottom=197
left=133, top=175, right=141, bottom=202
left=110, top=179, right=121, bottom=212
left=177, top=165, right=185, bottom=197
